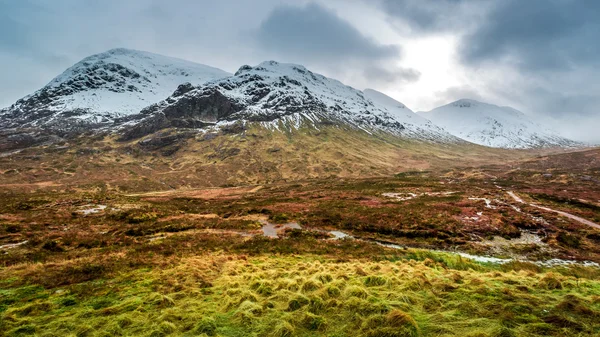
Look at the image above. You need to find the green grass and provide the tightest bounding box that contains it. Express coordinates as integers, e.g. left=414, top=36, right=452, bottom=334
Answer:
left=1, top=253, right=600, bottom=336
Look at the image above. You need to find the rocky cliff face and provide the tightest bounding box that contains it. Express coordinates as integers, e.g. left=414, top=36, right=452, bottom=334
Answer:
left=120, top=61, right=451, bottom=142
left=0, top=48, right=231, bottom=133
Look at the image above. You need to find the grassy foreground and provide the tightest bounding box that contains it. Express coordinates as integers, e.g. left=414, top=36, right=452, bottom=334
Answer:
left=2, top=245, right=600, bottom=337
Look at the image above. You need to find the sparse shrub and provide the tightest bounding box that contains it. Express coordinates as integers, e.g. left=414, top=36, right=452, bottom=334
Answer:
left=42, top=240, right=64, bottom=252
left=270, top=213, right=289, bottom=223
left=556, top=231, right=581, bottom=248
left=3, top=223, right=20, bottom=233
left=127, top=211, right=158, bottom=224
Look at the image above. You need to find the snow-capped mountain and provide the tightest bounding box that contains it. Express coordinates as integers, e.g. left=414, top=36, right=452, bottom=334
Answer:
left=0, top=48, right=230, bottom=130
left=419, top=99, right=579, bottom=149
left=123, top=61, right=453, bottom=141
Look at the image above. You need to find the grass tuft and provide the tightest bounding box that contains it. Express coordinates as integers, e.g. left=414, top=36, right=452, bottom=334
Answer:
left=344, top=285, right=369, bottom=299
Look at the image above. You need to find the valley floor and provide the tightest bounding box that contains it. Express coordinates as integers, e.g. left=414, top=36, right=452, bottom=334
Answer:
left=1, top=162, right=600, bottom=336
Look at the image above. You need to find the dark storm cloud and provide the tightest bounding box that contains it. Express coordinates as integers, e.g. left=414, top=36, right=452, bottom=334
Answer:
left=256, top=3, right=420, bottom=88
left=256, top=3, right=399, bottom=61
left=363, top=66, right=421, bottom=85
left=378, top=0, right=486, bottom=33
left=462, top=0, right=600, bottom=72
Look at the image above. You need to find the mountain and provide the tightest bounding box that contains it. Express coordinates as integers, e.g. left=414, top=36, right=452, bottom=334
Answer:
left=0, top=48, right=231, bottom=132
left=120, top=61, right=452, bottom=142
left=0, top=51, right=535, bottom=189
left=419, top=99, right=579, bottom=149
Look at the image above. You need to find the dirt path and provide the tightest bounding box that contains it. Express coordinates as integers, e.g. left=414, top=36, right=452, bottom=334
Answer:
left=507, top=191, right=600, bottom=230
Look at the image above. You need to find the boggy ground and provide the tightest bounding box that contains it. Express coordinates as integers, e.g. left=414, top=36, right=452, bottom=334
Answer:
left=1, top=163, right=600, bottom=336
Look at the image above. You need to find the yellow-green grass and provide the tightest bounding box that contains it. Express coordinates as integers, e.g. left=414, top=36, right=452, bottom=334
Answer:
left=0, top=123, right=541, bottom=193
left=2, top=252, right=599, bottom=337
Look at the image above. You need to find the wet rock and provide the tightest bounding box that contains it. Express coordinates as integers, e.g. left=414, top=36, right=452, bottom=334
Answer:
left=0, top=129, right=63, bottom=151
left=201, top=133, right=219, bottom=141
left=119, top=113, right=171, bottom=141
left=172, top=82, right=195, bottom=97
left=138, top=131, right=193, bottom=151
left=77, top=148, right=101, bottom=155
left=208, top=147, right=241, bottom=160
left=221, top=122, right=246, bottom=135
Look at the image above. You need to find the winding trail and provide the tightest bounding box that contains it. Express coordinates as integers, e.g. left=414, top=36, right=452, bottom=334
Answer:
left=507, top=191, right=600, bottom=230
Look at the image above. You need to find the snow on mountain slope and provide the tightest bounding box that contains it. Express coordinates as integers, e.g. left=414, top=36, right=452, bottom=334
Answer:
left=125, top=61, right=454, bottom=141
left=0, top=48, right=230, bottom=129
left=362, top=89, right=446, bottom=134
left=419, top=99, right=579, bottom=149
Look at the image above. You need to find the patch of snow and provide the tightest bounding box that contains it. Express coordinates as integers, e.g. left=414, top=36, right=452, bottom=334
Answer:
left=2, top=48, right=231, bottom=127
left=419, top=99, right=579, bottom=148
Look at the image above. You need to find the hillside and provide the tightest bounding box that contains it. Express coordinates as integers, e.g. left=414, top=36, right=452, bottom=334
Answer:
left=419, top=99, right=579, bottom=149
left=0, top=48, right=230, bottom=132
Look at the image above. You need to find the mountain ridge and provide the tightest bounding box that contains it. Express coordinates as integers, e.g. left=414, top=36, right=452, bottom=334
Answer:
left=419, top=98, right=580, bottom=149
left=0, top=48, right=231, bottom=132
left=0, top=48, right=580, bottom=151
left=119, top=60, right=454, bottom=142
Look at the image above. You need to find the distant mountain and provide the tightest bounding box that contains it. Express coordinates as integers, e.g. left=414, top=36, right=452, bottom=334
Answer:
left=0, top=48, right=231, bottom=132
left=120, top=61, right=453, bottom=141
left=419, top=99, right=580, bottom=149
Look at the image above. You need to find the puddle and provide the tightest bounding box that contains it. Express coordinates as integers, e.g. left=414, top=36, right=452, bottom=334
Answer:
left=77, top=205, right=107, bottom=215
left=0, top=241, right=28, bottom=250
left=383, top=191, right=457, bottom=201
left=260, top=220, right=302, bottom=238
left=365, top=235, right=599, bottom=268
left=329, top=231, right=353, bottom=240
left=468, top=198, right=496, bottom=209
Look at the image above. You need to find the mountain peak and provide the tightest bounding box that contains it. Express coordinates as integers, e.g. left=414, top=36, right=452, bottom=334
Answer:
left=120, top=60, right=452, bottom=142
left=450, top=98, right=483, bottom=108
left=421, top=100, right=578, bottom=149
left=363, top=89, right=411, bottom=112
left=1, top=49, right=231, bottom=130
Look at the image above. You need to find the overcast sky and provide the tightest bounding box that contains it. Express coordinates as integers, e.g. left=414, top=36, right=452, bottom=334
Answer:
left=1, top=0, right=599, bottom=142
